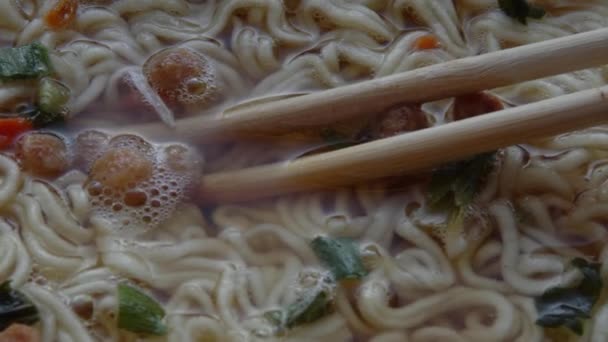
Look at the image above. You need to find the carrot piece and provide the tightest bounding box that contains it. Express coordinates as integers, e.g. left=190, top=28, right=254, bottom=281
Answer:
left=414, top=34, right=441, bottom=50
left=43, top=0, right=78, bottom=30
left=0, top=118, right=33, bottom=149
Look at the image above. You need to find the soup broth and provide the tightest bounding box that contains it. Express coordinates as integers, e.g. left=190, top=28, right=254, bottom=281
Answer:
left=1, top=1, right=608, bottom=341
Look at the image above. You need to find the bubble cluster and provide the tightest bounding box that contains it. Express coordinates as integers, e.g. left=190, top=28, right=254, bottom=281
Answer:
left=15, top=132, right=70, bottom=178
left=89, top=148, right=153, bottom=188
left=74, top=130, right=110, bottom=171
left=108, top=134, right=154, bottom=154
left=143, top=47, right=218, bottom=107
left=85, top=134, right=202, bottom=235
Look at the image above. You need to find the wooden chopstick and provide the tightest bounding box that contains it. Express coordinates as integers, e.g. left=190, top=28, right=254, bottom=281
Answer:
left=137, top=27, right=608, bottom=142
left=200, top=85, right=608, bottom=202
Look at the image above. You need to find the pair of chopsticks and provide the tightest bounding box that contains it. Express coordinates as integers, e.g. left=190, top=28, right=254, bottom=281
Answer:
left=141, top=28, right=608, bottom=202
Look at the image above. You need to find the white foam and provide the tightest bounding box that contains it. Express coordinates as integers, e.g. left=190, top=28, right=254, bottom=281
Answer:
left=143, top=47, right=218, bottom=107
left=86, top=136, right=202, bottom=236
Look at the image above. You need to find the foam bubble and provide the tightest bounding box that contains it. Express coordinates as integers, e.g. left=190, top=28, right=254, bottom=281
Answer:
left=108, top=134, right=154, bottom=156
left=86, top=136, right=203, bottom=236
left=143, top=47, right=218, bottom=107
left=89, top=147, right=154, bottom=189
left=74, top=130, right=110, bottom=172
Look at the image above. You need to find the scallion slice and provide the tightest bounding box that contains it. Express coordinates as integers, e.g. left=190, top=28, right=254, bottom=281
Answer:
left=311, top=236, right=368, bottom=281
left=0, top=43, right=52, bottom=80
left=117, top=283, right=167, bottom=336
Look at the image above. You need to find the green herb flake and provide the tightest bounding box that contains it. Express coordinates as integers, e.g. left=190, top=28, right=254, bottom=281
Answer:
left=535, top=258, right=602, bottom=335
left=0, top=281, right=39, bottom=331
left=18, top=105, right=65, bottom=128
left=0, top=43, right=52, bottom=80
left=428, top=152, right=496, bottom=210
left=311, top=236, right=368, bottom=281
left=15, top=78, right=70, bottom=128
left=117, top=283, right=167, bottom=336
left=38, top=78, right=70, bottom=116
left=264, top=278, right=333, bottom=330
left=498, top=0, right=546, bottom=24
left=426, top=152, right=496, bottom=233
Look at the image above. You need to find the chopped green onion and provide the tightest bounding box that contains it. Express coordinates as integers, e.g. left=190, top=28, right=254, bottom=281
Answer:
left=0, top=43, right=52, bottom=80
left=0, top=281, right=39, bottom=331
left=16, top=78, right=70, bottom=128
left=18, top=105, right=65, bottom=129
left=427, top=152, right=496, bottom=211
left=535, top=258, right=602, bottom=335
left=311, top=236, right=368, bottom=281
left=264, top=276, right=334, bottom=330
left=117, top=283, right=167, bottom=336
left=425, top=152, right=496, bottom=233
left=38, top=78, right=70, bottom=116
